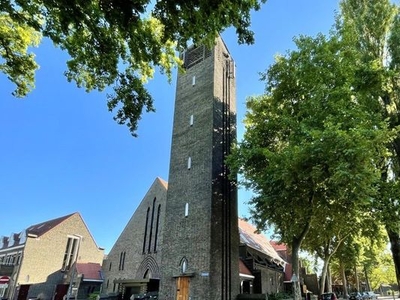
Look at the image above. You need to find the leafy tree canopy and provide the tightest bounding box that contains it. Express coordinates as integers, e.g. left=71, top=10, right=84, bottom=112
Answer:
left=228, top=32, right=394, bottom=242
left=0, top=0, right=265, bottom=135
left=227, top=4, right=397, bottom=298
left=335, top=0, right=400, bottom=288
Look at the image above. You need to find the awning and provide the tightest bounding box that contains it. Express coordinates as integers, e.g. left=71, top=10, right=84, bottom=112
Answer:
left=0, top=276, right=10, bottom=284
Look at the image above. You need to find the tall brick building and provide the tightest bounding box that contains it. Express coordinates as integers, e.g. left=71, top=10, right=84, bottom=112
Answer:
left=159, top=36, right=239, bottom=300
left=101, top=37, right=286, bottom=300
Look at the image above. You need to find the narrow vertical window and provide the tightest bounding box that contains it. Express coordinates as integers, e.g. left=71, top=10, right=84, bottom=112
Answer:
left=148, top=198, right=156, bottom=253
left=188, top=157, right=191, bottom=169
left=190, top=115, right=194, bottom=126
left=185, top=203, right=189, bottom=217
left=182, top=260, right=187, bottom=272
left=62, top=236, right=79, bottom=271
left=192, top=76, right=196, bottom=86
left=154, top=204, right=161, bottom=252
left=109, top=262, right=112, bottom=271
left=142, top=208, right=150, bottom=254
left=122, top=251, right=126, bottom=270
left=118, top=252, right=123, bottom=270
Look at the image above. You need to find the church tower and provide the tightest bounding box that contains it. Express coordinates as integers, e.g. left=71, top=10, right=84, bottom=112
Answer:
left=159, top=37, right=239, bottom=300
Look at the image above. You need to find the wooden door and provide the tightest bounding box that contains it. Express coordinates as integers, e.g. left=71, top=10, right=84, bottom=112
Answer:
left=176, top=277, right=189, bottom=300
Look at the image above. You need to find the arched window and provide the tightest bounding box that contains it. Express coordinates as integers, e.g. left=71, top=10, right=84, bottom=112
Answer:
left=148, top=198, right=156, bottom=253
left=143, top=207, right=150, bottom=254
left=180, top=257, right=188, bottom=273
left=154, top=204, right=161, bottom=252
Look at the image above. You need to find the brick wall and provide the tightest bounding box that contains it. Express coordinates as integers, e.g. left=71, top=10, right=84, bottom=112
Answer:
left=101, top=178, right=167, bottom=295
left=159, top=36, right=239, bottom=300
left=17, top=213, right=104, bottom=300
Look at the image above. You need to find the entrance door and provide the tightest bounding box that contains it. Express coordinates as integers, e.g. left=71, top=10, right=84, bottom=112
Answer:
left=176, top=277, right=189, bottom=300
left=17, top=285, right=30, bottom=300
left=54, top=284, right=69, bottom=300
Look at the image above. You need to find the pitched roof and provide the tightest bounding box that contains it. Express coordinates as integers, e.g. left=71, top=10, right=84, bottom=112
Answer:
left=269, top=240, right=287, bottom=252
left=0, top=213, right=77, bottom=250
left=27, top=213, right=76, bottom=237
left=238, top=218, right=285, bottom=266
left=76, top=263, right=103, bottom=282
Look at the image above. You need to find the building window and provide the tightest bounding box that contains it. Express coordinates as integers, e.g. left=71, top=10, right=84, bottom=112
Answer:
left=62, top=236, right=79, bottom=271
left=190, top=115, right=194, bottom=126
left=123, top=251, right=126, bottom=270
left=119, top=251, right=126, bottom=270
left=154, top=204, right=161, bottom=252
left=148, top=198, right=156, bottom=253
left=143, top=208, right=150, bottom=254
left=187, top=157, right=191, bottom=169
left=180, top=257, right=188, bottom=273
left=192, top=76, right=196, bottom=86
left=185, top=203, right=189, bottom=217
left=109, top=262, right=112, bottom=271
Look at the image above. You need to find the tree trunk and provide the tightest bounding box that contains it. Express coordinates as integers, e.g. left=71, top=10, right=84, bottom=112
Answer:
left=363, top=264, right=370, bottom=291
left=354, top=266, right=359, bottom=292
left=327, top=265, right=332, bottom=292
left=319, top=257, right=330, bottom=294
left=341, top=261, right=348, bottom=298
left=291, top=218, right=311, bottom=300
left=292, top=238, right=302, bottom=300
left=387, top=226, right=400, bottom=295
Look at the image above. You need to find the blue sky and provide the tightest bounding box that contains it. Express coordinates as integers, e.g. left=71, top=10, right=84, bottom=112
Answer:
left=0, top=0, right=339, bottom=254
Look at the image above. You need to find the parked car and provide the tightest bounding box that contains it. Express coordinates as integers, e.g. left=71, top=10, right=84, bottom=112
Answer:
left=321, top=292, right=337, bottom=300
left=363, top=291, right=378, bottom=300
left=349, top=292, right=363, bottom=300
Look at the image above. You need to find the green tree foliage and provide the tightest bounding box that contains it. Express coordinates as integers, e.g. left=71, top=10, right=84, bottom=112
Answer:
left=0, top=12, right=41, bottom=97
left=330, top=229, right=389, bottom=293
left=331, top=237, right=361, bottom=296
left=369, top=250, right=397, bottom=290
left=0, top=0, right=265, bottom=136
left=337, top=0, right=400, bottom=289
left=303, top=190, right=384, bottom=294
left=227, top=29, right=394, bottom=299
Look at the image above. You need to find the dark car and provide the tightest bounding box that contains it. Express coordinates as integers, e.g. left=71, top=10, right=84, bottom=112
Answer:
left=321, top=292, right=337, bottom=300
left=350, top=292, right=363, bottom=300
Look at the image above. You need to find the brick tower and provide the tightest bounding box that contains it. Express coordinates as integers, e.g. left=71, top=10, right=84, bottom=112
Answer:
left=159, top=36, right=239, bottom=300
